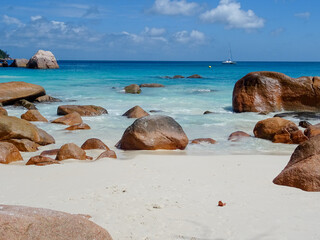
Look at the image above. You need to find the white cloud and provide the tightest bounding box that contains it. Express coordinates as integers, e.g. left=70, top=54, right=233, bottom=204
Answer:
left=2, top=15, right=24, bottom=27
left=31, top=15, right=42, bottom=21
left=173, top=30, right=205, bottom=44
left=294, top=12, right=310, bottom=19
left=200, top=0, right=265, bottom=30
left=144, top=27, right=166, bottom=36
left=149, top=0, right=199, bottom=16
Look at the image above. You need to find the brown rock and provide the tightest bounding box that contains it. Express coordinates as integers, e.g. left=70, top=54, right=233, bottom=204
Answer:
left=228, top=131, right=251, bottom=141
left=116, top=115, right=189, bottom=150
left=65, top=123, right=91, bottom=131
left=0, top=142, right=23, bottom=164
left=52, top=112, right=83, bottom=125
left=34, top=95, right=61, bottom=103
left=40, top=149, right=59, bottom=157
left=56, top=143, right=87, bottom=161
left=26, top=155, right=60, bottom=166
left=173, top=75, right=185, bottom=79
left=0, top=81, right=45, bottom=105
left=0, top=116, right=54, bottom=145
left=123, top=105, right=149, bottom=118
left=273, top=135, right=320, bottom=191
left=14, top=99, right=37, bottom=110
left=2, top=61, right=8, bottom=67
left=10, top=58, right=28, bottom=68
left=21, top=110, right=48, bottom=122
left=218, top=201, right=226, bottom=207
left=81, top=138, right=110, bottom=150
left=187, top=74, right=203, bottom=78
left=191, top=138, right=216, bottom=144
left=1, top=139, right=39, bottom=152
left=0, top=107, right=8, bottom=116
left=27, top=50, right=59, bottom=69
left=57, top=105, right=108, bottom=116
left=203, top=111, right=214, bottom=115
left=140, top=83, right=165, bottom=88
left=233, top=71, right=320, bottom=112
left=304, top=124, right=320, bottom=138
left=0, top=205, right=113, bottom=240
left=299, top=121, right=312, bottom=129
left=253, top=117, right=307, bottom=144
left=124, top=84, right=141, bottom=94
left=96, top=150, right=117, bottom=160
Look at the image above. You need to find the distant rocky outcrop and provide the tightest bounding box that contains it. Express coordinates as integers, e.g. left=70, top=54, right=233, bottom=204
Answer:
left=253, top=117, right=308, bottom=144
left=122, top=105, right=149, bottom=118
left=27, top=50, right=59, bottom=69
left=116, top=115, right=189, bottom=150
left=140, top=83, right=165, bottom=88
left=0, top=82, right=45, bottom=105
left=57, top=105, right=108, bottom=116
left=273, top=135, right=320, bottom=191
left=187, top=74, right=203, bottom=78
left=0, top=205, right=113, bottom=239
left=233, top=71, right=320, bottom=112
left=124, top=84, right=141, bottom=94
left=10, top=58, right=28, bottom=68
left=173, top=75, right=185, bottom=79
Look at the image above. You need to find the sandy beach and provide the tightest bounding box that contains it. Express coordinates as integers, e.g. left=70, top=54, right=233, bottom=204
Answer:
left=1, top=152, right=319, bottom=240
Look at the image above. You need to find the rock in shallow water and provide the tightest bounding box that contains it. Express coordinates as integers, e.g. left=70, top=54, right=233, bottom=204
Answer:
left=21, top=110, right=48, bottom=122
left=57, top=105, right=108, bottom=116
left=274, top=112, right=320, bottom=121
left=122, top=105, right=149, bottom=118
left=27, top=50, right=59, bottom=69
left=0, top=205, right=113, bottom=240
left=233, top=71, right=320, bottom=113
left=191, top=138, right=216, bottom=144
left=116, top=115, right=189, bottom=150
left=124, top=84, right=141, bottom=94
left=52, top=112, right=83, bottom=125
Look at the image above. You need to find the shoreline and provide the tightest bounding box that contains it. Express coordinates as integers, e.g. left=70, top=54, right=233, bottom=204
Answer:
left=1, top=154, right=319, bottom=239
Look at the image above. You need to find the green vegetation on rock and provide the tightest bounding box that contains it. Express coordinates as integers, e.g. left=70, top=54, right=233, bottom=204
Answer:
left=0, top=49, right=10, bottom=59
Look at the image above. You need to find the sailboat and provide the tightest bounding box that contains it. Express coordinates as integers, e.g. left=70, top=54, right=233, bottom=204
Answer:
left=222, top=47, right=236, bottom=64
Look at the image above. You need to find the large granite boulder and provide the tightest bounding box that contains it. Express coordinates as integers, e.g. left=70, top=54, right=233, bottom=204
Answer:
left=0, top=116, right=54, bottom=146
left=0, top=142, right=23, bottom=164
left=57, top=105, right=108, bottom=116
left=0, top=82, right=45, bottom=105
left=0, top=205, right=113, bottom=240
left=27, top=50, right=59, bottom=69
left=21, top=110, right=48, bottom=122
left=122, top=105, right=149, bottom=118
left=10, top=59, right=28, bottom=68
left=116, top=115, right=189, bottom=150
left=253, top=117, right=308, bottom=144
left=233, top=71, right=320, bottom=112
left=56, top=143, right=87, bottom=161
left=273, top=135, right=320, bottom=191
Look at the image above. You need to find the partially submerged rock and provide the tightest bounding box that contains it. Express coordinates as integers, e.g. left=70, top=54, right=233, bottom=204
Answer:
left=52, top=112, right=83, bottom=125
left=187, top=74, right=203, bottom=78
left=21, top=110, right=48, bottom=122
left=26, top=155, right=60, bottom=166
left=253, top=117, right=307, bottom=144
left=116, top=115, right=189, bottom=150
left=57, top=105, right=108, bottom=116
left=173, top=75, right=184, bottom=79
left=124, top=84, right=141, bottom=94
left=299, top=121, right=312, bottom=129
left=0, top=82, right=45, bottom=105
left=56, top=143, right=87, bottom=161
left=274, top=112, right=320, bottom=121
left=228, top=131, right=251, bottom=142
left=35, top=95, right=61, bottom=103
left=27, top=50, right=59, bottom=69
left=233, top=71, right=320, bottom=112
left=0, top=142, right=23, bottom=164
left=122, top=106, right=149, bottom=118
left=191, top=138, right=216, bottom=144
left=10, top=58, right=28, bottom=68
left=0, top=205, right=113, bottom=240
left=203, top=111, right=214, bottom=115
left=65, top=123, right=91, bottom=131
left=81, top=138, right=110, bottom=150
left=273, top=135, right=320, bottom=191
left=140, top=83, right=165, bottom=88
left=14, top=99, right=37, bottom=110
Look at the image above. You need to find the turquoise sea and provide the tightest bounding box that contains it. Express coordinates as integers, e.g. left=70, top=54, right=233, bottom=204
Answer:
left=1, top=61, right=320, bottom=155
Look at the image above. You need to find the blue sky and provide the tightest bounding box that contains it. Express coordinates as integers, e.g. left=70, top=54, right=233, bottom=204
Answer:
left=0, top=0, right=318, bottom=61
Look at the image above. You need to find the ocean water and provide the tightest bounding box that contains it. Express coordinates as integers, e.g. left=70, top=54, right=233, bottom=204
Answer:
left=1, top=61, right=320, bottom=156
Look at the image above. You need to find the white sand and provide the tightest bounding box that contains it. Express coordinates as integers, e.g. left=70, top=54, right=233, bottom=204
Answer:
left=0, top=153, right=319, bottom=240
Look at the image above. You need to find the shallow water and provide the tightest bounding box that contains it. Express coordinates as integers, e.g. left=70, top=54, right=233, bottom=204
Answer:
left=1, top=61, right=320, bottom=155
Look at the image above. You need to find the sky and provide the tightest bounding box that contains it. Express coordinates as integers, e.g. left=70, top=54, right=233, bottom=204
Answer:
left=0, top=0, right=318, bottom=61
